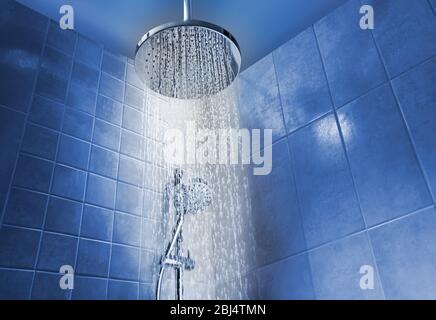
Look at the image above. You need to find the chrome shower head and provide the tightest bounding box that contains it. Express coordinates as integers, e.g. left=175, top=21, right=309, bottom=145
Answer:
left=134, top=0, right=241, bottom=99
left=174, top=177, right=212, bottom=215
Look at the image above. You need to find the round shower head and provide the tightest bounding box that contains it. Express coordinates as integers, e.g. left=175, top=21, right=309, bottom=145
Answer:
left=134, top=19, right=241, bottom=100
left=174, top=177, right=212, bottom=215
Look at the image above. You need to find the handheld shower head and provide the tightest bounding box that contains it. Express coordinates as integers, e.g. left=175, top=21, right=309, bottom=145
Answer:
left=173, top=176, right=212, bottom=215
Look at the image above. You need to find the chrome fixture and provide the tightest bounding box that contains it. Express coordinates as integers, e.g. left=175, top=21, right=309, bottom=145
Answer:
left=156, top=168, right=212, bottom=300
left=135, top=0, right=241, bottom=99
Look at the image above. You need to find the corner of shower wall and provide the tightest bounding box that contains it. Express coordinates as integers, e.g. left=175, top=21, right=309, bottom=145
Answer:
left=0, top=0, right=170, bottom=300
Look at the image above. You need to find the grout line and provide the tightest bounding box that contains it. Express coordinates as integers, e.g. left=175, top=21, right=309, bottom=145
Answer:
left=362, top=0, right=436, bottom=206
left=253, top=203, right=436, bottom=274
left=0, top=24, right=50, bottom=230
left=270, top=47, right=313, bottom=295
left=28, top=20, right=70, bottom=300
left=105, top=53, right=128, bottom=300
left=0, top=223, right=156, bottom=250
left=70, top=41, right=105, bottom=302
left=312, top=22, right=387, bottom=299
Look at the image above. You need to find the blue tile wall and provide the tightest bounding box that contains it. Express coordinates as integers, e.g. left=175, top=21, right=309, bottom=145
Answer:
left=314, top=0, right=386, bottom=107
left=29, top=95, right=64, bottom=131
left=257, top=253, right=315, bottom=299
left=237, top=54, right=286, bottom=143
left=31, top=271, right=71, bottom=300
left=338, top=84, right=432, bottom=226
left=45, top=196, right=82, bottom=235
left=4, top=188, right=47, bottom=228
left=392, top=57, right=436, bottom=198
left=251, top=140, right=307, bottom=266
left=273, top=27, right=332, bottom=133
left=71, top=276, right=107, bottom=300
left=289, top=115, right=364, bottom=247
left=366, top=0, right=436, bottom=78
left=2, top=0, right=435, bottom=300
left=238, top=0, right=436, bottom=299
left=0, top=0, right=164, bottom=300
left=370, top=206, right=436, bottom=299
left=0, top=1, right=46, bottom=112
left=308, top=232, right=384, bottom=299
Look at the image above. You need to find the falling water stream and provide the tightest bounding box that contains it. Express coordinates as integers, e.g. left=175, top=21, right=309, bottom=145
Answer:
left=140, top=26, right=256, bottom=299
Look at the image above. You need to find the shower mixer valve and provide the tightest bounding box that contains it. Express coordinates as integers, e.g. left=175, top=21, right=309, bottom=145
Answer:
left=156, top=168, right=212, bottom=300
left=162, top=251, right=195, bottom=271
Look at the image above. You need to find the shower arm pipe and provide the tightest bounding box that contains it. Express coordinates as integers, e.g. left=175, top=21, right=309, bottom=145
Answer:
left=183, top=0, right=192, bottom=21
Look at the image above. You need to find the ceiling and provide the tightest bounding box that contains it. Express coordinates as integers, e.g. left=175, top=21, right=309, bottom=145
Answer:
left=17, top=0, right=347, bottom=70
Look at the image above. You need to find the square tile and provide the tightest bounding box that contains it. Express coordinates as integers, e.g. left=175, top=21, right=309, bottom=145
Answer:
left=71, top=62, right=99, bottom=91
left=370, top=206, right=436, bottom=299
left=118, top=155, right=143, bottom=187
left=62, top=108, right=93, bottom=141
left=274, top=26, right=332, bottom=132
left=37, top=232, right=78, bottom=272
left=289, top=114, right=364, bottom=247
left=99, top=73, right=124, bottom=102
left=85, top=173, right=116, bottom=209
left=57, top=134, right=90, bottom=170
left=113, top=212, right=141, bottom=246
left=93, top=119, right=120, bottom=151
left=116, top=182, right=143, bottom=216
left=76, top=239, right=111, bottom=277
left=122, top=105, right=143, bottom=135
left=314, top=0, right=387, bottom=107
left=95, top=95, right=122, bottom=126
left=120, top=129, right=144, bottom=160
left=31, top=272, right=71, bottom=300
left=45, top=196, right=82, bottom=235
left=124, top=84, right=144, bottom=110
left=89, top=145, right=119, bottom=179
left=0, top=269, right=33, bottom=300
left=309, top=232, right=384, bottom=299
left=35, top=70, right=69, bottom=102
left=67, top=82, right=97, bottom=115
left=29, top=95, right=64, bottom=130
left=338, top=84, right=432, bottom=226
left=107, top=280, right=138, bottom=300
left=368, top=0, right=436, bottom=77
left=75, top=35, right=102, bottom=68
left=102, top=51, right=126, bottom=80
left=109, top=245, right=140, bottom=281
left=71, top=276, right=107, bottom=300
left=13, top=154, right=53, bottom=192
left=0, top=226, right=40, bottom=268
left=4, top=188, right=47, bottom=228
left=51, top=164, right=87, bottom=201
left=80, top=205, right=114, bottom=241
left=21, top=123, right=58, bottom=160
